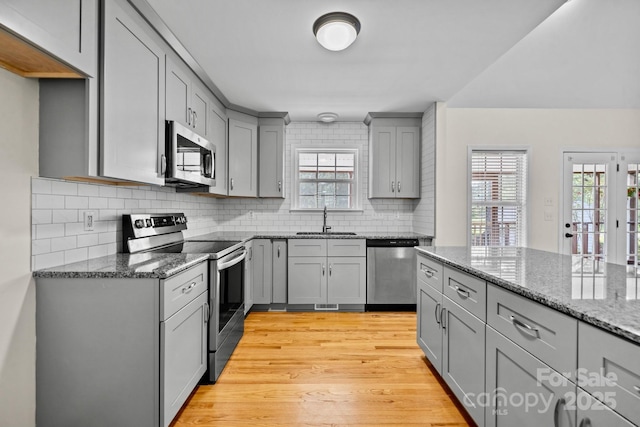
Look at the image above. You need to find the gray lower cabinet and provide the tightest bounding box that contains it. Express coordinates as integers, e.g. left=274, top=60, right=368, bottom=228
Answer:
left=416, top=255, right=485, bottom=425
left=36, top=261, right=208, bottom=427
left=576, top=389, right=636, bottom=427
left=252, top=239, right=273, bottom=304
left=244, top=241, right=254, bottom=314
left=272, top=239, right=288, bottom=303
left=485, top=325, right=576, bottom=427
left=101, top=0, right=165, bottom=185
left=288, top=239, right=366, bottom=305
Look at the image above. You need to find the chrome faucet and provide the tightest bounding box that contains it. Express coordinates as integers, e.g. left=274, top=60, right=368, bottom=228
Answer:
left=322, top=206, right=332, bottom=233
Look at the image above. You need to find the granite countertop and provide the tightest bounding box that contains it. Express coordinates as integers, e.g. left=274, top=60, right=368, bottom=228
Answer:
left=33, top=253, right=211, bottom=279
left=188, top=231, right=431, bottom=242
left=416, top=246, right=640, bottom=344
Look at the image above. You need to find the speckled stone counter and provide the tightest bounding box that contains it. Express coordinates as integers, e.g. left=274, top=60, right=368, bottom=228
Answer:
left=416, top=246, right=640, bottom=344
left=33, top=253, right=210, bottom=279
left=188, top=231, right=431, bottom=242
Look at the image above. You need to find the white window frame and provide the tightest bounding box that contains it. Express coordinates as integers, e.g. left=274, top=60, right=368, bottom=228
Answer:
left=291, top=147, right=361, bottom=211
left=468, top=148, right=529, bottom=248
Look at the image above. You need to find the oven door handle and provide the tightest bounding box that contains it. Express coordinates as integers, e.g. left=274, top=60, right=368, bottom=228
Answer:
left=217, top=249, right=247, bottom=270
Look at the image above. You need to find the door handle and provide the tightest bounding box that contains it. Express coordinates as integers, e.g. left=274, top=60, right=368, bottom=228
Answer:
left=187, top=107, right=192, bottom=125
left=192, top=111, right=197, bottom=128
left=230, top=178, right=234, bottom=191
left=553, top=397, right=566, bottom=427
left=329, top=264, right=332, bottom=276
left=277, top=246, right=281, bottom=258
left=160, top=154, right=167, bottom=175
left=510, top=315, right=540, bottom=339
left=565, top=233, right=574, bottom=238
left=322, top=264, right=325, bottom=276
left=441, top=307, right=447, bottom=331
left=391, top=181, right=395, bottom=192
left=397, top=181, right=401, bottom=192
left=434, top=302, right=441, bottom=325
left=278, top=180, right=282, bottom=193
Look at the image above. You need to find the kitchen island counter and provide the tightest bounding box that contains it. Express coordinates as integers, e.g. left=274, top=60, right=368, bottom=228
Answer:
left=416, top=246, right=640, bottom=344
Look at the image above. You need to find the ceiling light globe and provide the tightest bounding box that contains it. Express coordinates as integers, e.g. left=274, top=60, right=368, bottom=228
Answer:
left=313, top=12, right=361, bottom=52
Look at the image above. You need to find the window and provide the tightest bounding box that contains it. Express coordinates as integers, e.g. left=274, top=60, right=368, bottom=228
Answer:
left=469, top=150, right=528, bottom=247
left=292, top=148, right=359, bottom=210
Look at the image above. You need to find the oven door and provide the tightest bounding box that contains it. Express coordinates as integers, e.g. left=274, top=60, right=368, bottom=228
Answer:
left=211, top=247, right=246, bottom=351
left=166, top=120, right=216, bottom=187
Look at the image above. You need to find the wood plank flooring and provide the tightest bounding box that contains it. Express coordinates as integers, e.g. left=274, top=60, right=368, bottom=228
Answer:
left=171, top=311, right=472, bottom=426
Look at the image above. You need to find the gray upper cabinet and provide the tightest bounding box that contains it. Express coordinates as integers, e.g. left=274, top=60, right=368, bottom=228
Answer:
left=258, top=118, right=285, bottom=198
left=228, top=115, right=258, bottom=197
left=368, top=118, right=421, bottom=199
left=208, top=103, right=228, bottom=195
left=166, top=57, right=208, bottom=137
left=0, top=0, right=98, bottom=77
left=101, top=0, right=165, bottom=185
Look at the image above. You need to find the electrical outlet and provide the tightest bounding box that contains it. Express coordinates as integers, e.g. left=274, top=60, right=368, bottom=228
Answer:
left=544, top=197, right=553, bottom=207
left=248, top=211, right=255, bottom=219
left=544, top=211, right=553, bottom=221
left=84, top=211, right=95, bottom=231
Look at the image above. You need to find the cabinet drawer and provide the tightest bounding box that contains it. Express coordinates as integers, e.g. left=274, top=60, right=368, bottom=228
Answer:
left=487, top=284, right=577, bottom=378
left=161, top=262, right=208, bottom=320
left=443, top=265, right=486, bottom=321
left=416, top=252, right=443, bottom=292
left=579, top=322, right=640, bottom=424
left=288, top=239, right=327, bottom=257
left=328, top=239, right=365, bottom=257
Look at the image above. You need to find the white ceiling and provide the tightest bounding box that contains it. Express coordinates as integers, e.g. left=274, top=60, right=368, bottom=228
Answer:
left=144, top=0, right=640, bottom=122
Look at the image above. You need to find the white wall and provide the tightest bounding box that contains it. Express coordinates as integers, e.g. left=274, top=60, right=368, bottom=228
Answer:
left=435, top=106, right=640, bottom=252
left=413, top=103, right=436, bottom=235
left=0, top=69, right=38, bottom=426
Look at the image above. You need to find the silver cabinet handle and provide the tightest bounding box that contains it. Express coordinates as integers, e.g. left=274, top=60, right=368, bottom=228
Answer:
left=248, top=247, right=253, bottom=261
left=397, top=181, right=401, bottom=192
left=230, top=178, right=234, bottom=191
left=322, top=264, right=325, bottom=276
left=192, top=111, right=197, bottom=128
left=441, top=307, right=447, bottom=331
left=187, top=107, right=192, bottom=125
left=510, top=315, right=540, bottom=339
left=391, top=181, right=395, bottom=192
left=434, top=302, right=441, bottom=325
left=579, top=418, right=591, bottom=427
left=421, top=268, right=434, bottom=278
left=454, top=285, right=470, bottom=298
left=329, top=264, right=332, bottom=276
left=204, top=302, right=209, bottom=324
left=182, top=281, right=197, bottom=293
left=278, top=180, right=282, bottom=193
left=553, top=397, right=566, bottom=427
left=160, top=154, right=167, bottom=175
left=277, top=246, right=281, bottom=258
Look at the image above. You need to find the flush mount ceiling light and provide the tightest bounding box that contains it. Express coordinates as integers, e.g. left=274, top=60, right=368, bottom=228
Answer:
left=313, top=12, right=361, bottom=51
left=317, top=112, right=339, bottom=123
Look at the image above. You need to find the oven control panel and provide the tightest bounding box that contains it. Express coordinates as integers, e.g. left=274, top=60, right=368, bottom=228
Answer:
left=123, top=213, right=188, bottom=241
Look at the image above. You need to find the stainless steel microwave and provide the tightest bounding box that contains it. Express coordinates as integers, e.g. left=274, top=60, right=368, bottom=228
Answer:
left=165, top=120, right=215, bottom=188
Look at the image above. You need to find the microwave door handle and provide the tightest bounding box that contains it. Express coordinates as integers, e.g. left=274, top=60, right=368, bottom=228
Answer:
left=204, top=153, right=213, bottom=178
left=218, top=249, right=247, bottom=270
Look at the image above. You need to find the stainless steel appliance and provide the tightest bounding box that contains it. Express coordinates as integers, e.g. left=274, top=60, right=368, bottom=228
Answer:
left=165, top=120, right=215, bottom=188
left=123, top=213, right=245, bottom=383
left=366, top=238, right=420, bottom=310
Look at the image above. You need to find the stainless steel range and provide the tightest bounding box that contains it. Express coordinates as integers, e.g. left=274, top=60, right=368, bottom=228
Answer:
left=123, top=213, right=246, bottom=383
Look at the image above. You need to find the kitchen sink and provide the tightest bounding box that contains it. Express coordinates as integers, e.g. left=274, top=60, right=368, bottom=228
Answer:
left=296, top=231, right=357, bottom=236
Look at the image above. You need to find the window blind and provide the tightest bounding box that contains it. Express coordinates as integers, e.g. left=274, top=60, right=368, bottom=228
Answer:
left=470, top=150, right=527, bottom=247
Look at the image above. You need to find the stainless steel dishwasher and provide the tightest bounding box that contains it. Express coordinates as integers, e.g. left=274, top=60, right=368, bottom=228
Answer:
left=366, top=238, right=420, bottom=310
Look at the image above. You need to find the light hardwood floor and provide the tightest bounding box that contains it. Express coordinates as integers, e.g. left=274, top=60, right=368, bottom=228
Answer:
left=171, top=311, right=472, bottom=426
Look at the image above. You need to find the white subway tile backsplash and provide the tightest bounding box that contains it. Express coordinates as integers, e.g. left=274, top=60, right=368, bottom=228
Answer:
left=36, top=223, right=65, bottom=239
left=65, top=247, right=88, bottom=264
left=32, top=209, right=52, bottom=224
left=65, top=196, right=89, bottom=209
left=89, top=197, right=109, bottom=209
left=77, top=233, right=99, bottom=248
left=36, top=194, right=65, bottom=209
left=32, top=239, right=51, bottom=255
left=52, top=209, right=79, bottom=224
left=51, top=236, right=77, bottom=252
left=51, top=181, right=78, bottom=196
left=32, top=178, right=52, bottom=194
left=78, top=183, right=101, bottom=197
left=34, top=251, right=65, bottom=270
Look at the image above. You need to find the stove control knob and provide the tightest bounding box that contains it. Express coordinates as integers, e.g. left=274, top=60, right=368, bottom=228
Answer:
left=134, top=219, right=145, bottom=228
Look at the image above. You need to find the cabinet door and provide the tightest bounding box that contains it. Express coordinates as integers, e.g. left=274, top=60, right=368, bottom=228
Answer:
left=272, top=240, right=288, bottom=303
left=395, top=126, right=420, bottom=198
left=252, top=239, right=273, bottom=304
left=417, top=279, right=443, bottom=374
left=576, top=389, right=635, bottom=427
left=101, top=0, right=165, bottom=185
left=259, top=124, right=285, bottom=198
left=442, top=297, right=485, bottom=426
left=228, top=119, right=258, bottom=197
left=190, top=83, right=208, bottom=137
left=327, top=257, right=366, bottom=304
left=244, top=242, right=253, bottom=314
left=208, top=104, right=227, bottom=195
left=288, top=257, right=326, bottom=304
left=485, top=326, right=576, bottom=427
left=369, top=126, right=396, bottom=198
left=165, top=58, right=190, bottom=127
left=0, top=0, right=98, bottom=76
left=161, top=291, right=208, bottom=427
